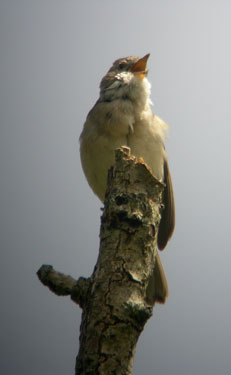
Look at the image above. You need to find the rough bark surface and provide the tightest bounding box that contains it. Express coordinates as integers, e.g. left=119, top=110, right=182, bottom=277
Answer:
left=37, top=147, right=165, bottom=375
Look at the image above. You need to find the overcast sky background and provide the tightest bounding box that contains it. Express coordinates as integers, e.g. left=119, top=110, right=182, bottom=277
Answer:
left=1, top=1, right=231, bottom=374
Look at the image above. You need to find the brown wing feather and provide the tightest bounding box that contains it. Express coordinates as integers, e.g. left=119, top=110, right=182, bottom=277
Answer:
left=157, top=158, right=175, bottom=250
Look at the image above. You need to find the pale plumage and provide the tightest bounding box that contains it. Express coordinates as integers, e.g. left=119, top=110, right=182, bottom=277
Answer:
left=80, top=54, right=175, bottom=303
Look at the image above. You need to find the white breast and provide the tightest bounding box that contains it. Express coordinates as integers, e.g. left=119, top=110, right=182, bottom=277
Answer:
left=80, top=100, right=167, bottom=202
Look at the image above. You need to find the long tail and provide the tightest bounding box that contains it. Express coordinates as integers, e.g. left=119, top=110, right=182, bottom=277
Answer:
left=154, top=252, right=169, bottom=303
left=146, top=251, right=169, bottom=305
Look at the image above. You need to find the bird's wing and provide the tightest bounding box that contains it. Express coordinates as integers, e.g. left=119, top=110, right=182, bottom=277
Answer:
left=157, top=157, right=175, bottom=250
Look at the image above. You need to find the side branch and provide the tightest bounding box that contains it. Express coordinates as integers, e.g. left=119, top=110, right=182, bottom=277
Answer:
left=37, top=265, right=90, bottom=308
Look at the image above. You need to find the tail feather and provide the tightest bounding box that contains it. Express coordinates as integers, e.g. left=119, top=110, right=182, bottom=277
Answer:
left=154, top=252, right=169, bottom=303
left=146, top=251, right=168, bottom=305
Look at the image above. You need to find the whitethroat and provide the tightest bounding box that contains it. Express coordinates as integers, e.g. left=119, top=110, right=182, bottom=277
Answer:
left=80, top=54, right=175, bottom=303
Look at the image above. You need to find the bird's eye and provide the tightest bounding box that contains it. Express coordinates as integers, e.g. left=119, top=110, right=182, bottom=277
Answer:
left=118, top=62, right=126, bottom=70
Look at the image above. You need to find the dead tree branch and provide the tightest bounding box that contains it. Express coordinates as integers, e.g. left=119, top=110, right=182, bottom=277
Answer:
left=37, top=147, right=164, bottom=375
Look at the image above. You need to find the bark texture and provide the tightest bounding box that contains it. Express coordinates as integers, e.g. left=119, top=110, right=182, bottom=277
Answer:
left=37, top=147, right=165, bottom=375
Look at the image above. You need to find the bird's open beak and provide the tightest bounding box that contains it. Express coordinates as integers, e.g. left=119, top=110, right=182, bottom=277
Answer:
left=131, top=53, right=150, bottom=78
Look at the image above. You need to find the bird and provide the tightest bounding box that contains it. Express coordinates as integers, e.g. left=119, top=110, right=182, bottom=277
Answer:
left=79, top=54, right=175, bottom=304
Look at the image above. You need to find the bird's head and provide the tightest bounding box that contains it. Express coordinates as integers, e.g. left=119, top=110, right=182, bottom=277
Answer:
left=99, top=54, right=151, bottom=104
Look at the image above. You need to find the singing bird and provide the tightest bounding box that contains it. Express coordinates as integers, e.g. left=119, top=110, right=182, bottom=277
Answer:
left=80, top=54, right=175, bottom=303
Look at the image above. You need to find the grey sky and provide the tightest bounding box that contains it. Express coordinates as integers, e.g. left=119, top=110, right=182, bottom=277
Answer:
left=1, top=1, right=231, bottom=374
